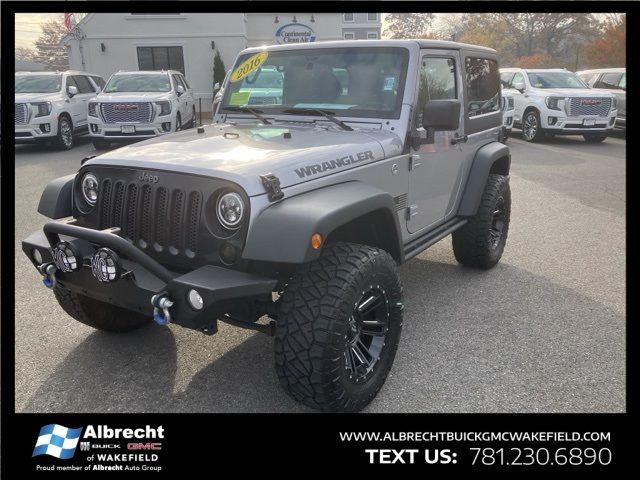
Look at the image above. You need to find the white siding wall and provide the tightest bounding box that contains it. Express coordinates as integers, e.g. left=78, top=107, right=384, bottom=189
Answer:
left=245, top=13, right=342, bottom=47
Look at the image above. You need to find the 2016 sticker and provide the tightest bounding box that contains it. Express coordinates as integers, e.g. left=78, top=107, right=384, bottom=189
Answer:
left=230, top=52, right=269, bottom=83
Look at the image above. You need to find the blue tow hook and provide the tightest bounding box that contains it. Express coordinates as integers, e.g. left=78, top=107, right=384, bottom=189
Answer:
left=40, top=264, right=57, bottom=289
left=151, top=294, right=174, bottom=326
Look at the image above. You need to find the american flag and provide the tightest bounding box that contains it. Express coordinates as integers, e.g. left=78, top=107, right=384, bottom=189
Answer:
left=64, top=13, right=74, bottom=31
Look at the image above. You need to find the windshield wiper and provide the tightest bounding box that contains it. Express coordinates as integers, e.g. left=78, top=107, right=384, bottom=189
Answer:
left=222, top=105, right=272, bottom=125
left=281, top=108, right=353, bottom=131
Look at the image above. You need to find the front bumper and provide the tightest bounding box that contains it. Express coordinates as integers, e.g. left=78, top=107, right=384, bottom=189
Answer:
left=539, top=111, right=617, bottom=135
left=15, top=116, right=58, bottom=143
left=88, top=117, right=173, bottom=141
left=22, top=219, right=277, bottom=332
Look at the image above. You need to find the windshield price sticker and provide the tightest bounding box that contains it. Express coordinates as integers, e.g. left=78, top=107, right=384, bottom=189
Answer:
left=230, top=52, right=269, bottom=83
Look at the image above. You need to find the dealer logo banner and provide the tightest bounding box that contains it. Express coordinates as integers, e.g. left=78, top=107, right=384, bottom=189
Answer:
left=32, top=424, right=83, bottom=459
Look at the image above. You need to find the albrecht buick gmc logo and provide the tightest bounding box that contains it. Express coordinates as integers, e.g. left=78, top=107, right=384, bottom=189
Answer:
left=83, top=425, right=164, bottom=440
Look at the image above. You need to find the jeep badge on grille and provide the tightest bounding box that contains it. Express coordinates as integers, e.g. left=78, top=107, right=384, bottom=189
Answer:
left=139, top=173, right=159, bottom=184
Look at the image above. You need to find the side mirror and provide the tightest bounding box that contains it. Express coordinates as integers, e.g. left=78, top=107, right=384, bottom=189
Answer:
left=513, top=82, right=525, bottom=93
left=95, top=86, right=102, bottom=94
left=67, top=85, right=78, bottom=97
left=422, top=100, right=461, bottom=131
left=176, top=85, right=185, bottom=95
left=214, top=82, right=221, bottom=92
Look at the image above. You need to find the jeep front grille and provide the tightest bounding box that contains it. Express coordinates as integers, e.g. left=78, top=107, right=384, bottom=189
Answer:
left=100, top=102, right=153, bottom=124
left=566, top=97, right=611, bottom=117
left=97, top=179, right=202, bottom=257
left=15, top=103, right=28, bottom=124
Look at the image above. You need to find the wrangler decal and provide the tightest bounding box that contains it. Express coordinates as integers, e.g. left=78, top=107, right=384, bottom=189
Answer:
left=294, top=150, right=375, bottom=178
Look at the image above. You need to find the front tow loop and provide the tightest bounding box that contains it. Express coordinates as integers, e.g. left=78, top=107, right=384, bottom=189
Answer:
left=38, top=263, right=57, bottom=289
left=151, top=293, right=174, bottom=326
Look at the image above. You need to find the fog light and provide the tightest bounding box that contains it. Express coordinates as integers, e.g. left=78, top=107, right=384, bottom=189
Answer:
left=90, top=124, right=98, bottom=133
left=40, top=124, right=51, bottom=133
left=219, top=242, right=238, bottom=264
left=162, top=122, right=171, bottom=132
left=91, top=248, right=121, bottom=282
left=32, top=248, right=43, bottom=264
left=548, top=117, right=557, bottom=126
left=610, top=117, right=616, bottom=126
left=52, top=241, right=80, bottom=272
left=187, top=289, right=204, bottom=310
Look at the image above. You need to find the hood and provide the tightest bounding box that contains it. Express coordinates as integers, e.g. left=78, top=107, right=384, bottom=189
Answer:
left=85, top=123, right=404, bottom=196
left=531, top=87, right=614, bottom=98
left=96, top=91, right=173, bottom=102
left=15, top=92, right=64, bottom=103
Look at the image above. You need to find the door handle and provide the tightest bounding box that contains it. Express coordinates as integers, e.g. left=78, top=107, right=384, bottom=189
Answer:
left=450, top=135, right=468, bottom=145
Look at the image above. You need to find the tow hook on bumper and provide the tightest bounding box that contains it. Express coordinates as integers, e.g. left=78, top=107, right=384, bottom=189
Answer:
left=151, top=293, right=174, bottom=326
left=39, top=263, right=57, bottom=289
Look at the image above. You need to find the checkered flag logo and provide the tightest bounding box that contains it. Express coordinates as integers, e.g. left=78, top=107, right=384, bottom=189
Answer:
left=32, top=424, right=83, bottom=459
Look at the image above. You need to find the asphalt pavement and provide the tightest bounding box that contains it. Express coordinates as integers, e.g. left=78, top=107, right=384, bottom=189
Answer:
left=14, top=130, right=625, bottom=413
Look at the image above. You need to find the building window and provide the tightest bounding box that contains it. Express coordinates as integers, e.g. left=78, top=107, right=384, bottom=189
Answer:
left=367, top=32, right=378, bottom=39
left=343, top=13, right=354, bottom=22
left=367, top=13, right=379, bottom=21
left=465, top=56, right=500, bottom=116
left=137, top=46, right=185, bottom=75
left=343, top=32, right=355, bottom=40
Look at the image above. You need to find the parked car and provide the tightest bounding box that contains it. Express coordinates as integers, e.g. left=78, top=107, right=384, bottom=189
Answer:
left=500, top=68, right=617, bottom=143
left=501, top=91, right=515, bottom=142
left=24, top=39, right=511, bottom=412
left=577, top=68, right=626, bottom=129
left=212, top=67, right=283, bottom=114
left=15, top=71, right=105, bottom=149
left=88, top=70, right=196, bottom=149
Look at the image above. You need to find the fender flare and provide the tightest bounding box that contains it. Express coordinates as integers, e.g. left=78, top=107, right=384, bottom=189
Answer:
left=38, top=174, right=75, bottom=219
left=242, top=182, right=403, bottom=264
left=457, top=142, right=510, bottom=217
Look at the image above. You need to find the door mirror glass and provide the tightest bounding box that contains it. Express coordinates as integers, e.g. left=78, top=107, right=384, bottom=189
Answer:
left=214, top=82, right=221, bottom=92
left=422, top=100, right=461, bottom=131
left=67, top=85, right=78, bottom=97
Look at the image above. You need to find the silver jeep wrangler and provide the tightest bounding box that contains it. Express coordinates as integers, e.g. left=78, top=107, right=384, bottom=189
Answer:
left=23, top=40, right=511, bottom=412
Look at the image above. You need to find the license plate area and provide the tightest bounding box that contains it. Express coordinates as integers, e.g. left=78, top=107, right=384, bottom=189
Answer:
left=583, top=119, right=596, bottom=126
left=121, top=125, right=136, bottom=134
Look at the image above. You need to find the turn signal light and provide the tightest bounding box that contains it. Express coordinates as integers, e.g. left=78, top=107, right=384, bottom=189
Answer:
left=311, top=233, right=323, bottom=250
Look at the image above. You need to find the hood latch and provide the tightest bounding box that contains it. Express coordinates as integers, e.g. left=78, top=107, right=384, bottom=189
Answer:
left=260, top=173, right=284, bottom=202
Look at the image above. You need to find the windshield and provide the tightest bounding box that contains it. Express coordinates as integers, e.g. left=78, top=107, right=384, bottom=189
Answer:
left=104, top=74, right=171, bottom=93
left=15, top=75, right=62, bottom=93
left=526, top=71, right=588, bottom=89
left=221, top=47, right=410, bottom=119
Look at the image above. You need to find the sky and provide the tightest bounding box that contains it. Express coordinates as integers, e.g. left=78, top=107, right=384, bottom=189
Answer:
left=15, top=13, right=64, bottom=49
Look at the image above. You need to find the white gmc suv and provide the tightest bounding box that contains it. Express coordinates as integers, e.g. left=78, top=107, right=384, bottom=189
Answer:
left=15, top=71, right=105, bottom=149
left=88, top=70, right=196, bottom=149
left=500, top=68, right=617, bottom=143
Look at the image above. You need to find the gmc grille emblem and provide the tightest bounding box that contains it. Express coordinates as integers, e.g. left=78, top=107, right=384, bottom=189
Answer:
left=580, top=99, right=602, bottom=106
left=114, top=104, right=139, bottom=111
left=139, top=173, right=159, bottom=184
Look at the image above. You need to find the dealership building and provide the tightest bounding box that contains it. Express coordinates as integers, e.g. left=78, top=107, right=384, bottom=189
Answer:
left=63, top=13, right=382, bottom=112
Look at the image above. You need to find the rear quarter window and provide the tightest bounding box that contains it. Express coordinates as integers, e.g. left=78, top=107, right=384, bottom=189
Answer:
left=465, top=57, right=500, bottom=116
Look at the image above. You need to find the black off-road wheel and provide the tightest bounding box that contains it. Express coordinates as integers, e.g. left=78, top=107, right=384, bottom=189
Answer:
left=452, top=174, right=511, bottom=269
left=583, top=134, right=607, bottom=143
left=53, top=286, right=151, bottom=332
left=274, top=243, right=404, bottom=412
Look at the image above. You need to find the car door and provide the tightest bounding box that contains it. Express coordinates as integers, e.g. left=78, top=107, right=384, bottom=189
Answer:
left=71, top=75, right=97, bottom=128
left=407, top=51, right=468, bottom=234
left=507, top=71, right=527, bottom=124
left=179, top=74, right=194, bottom=122
left=64, top=76, right=86, bottom=129
left=595, top=71, right=626, bottom=119
left=172, top=73, right=189, bottom=121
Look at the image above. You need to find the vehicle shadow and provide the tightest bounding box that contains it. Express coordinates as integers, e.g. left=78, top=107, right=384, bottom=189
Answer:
left=21, top=257, right=625, bottom=413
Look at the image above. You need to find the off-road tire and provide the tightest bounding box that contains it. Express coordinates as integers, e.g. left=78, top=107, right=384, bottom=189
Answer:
left=583, top=134, right=607, bottom=143
left=452, top=174, right=511, bottom=269
left=53, top=286, right=151, bottom=332
left=92, top=138, right=110, bottom=150
left=274, top=242, right=403, bottom=412
left=522, top=109, right=544, bottom=142
left=54, top=115, right=74, bottom=150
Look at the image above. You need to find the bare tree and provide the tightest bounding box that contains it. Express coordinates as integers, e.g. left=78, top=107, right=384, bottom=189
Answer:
left=384, top=13, right=435, bottom=39
left=34, top=19, right=70, bottom=71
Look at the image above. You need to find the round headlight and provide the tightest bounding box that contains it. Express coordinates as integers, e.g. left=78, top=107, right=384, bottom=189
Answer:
left=216, top=192, right=244, bottom=229
left=81, top=172, right=99, bottom=206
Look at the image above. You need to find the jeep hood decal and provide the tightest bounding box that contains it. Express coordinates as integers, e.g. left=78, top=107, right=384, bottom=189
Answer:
left=84, top=123, right=404, bottom=196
